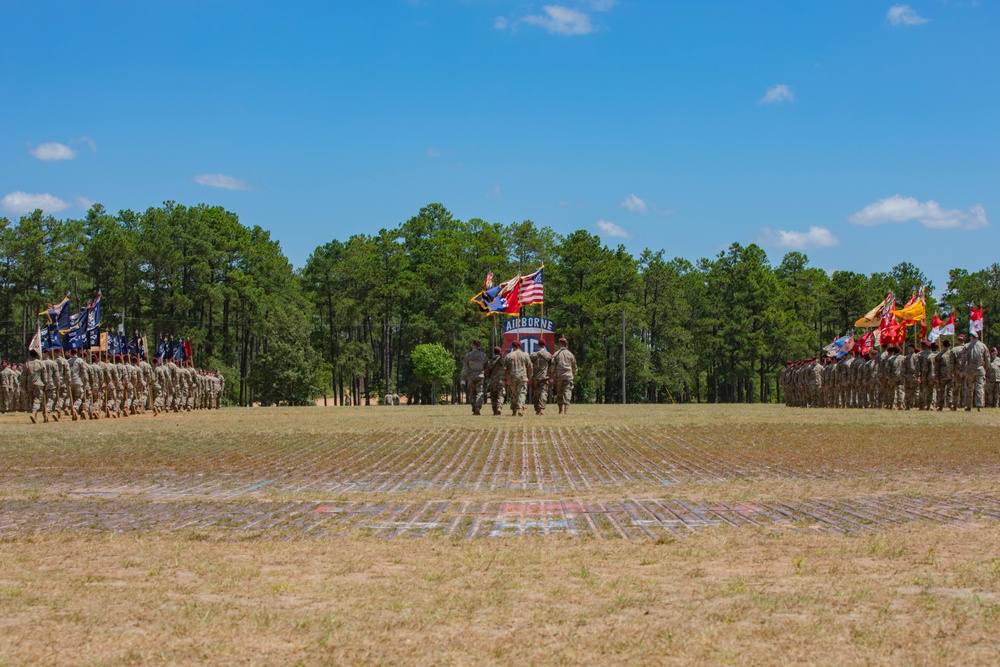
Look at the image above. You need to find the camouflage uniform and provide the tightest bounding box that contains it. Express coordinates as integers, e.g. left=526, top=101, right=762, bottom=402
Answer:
left=919, top=345, right=936, bottom=410
left=42, top=355, right=58, bottom=415
left=56, top=353, right=70, bottom=413
left=955, top=341, right=971, bottom=407
left=808, top=360, right=823, bottom=408
left=504, top=345, right=532, bottom=416
left=66, top=354, right=87, bottom=419
left=965, top=337, right=989, bottom=410
left=904, top=349, right=920, bottom=410
left=987, top=351, right=1000, bottom=408
left=460, top=344, right=488, bottom=415
left=529, top=345, right=553, bottom=415
left=935, top=344, right=955, bottom=410
left=153, top=361, right=167, bottom=412
left=889, top=351, right=905, bottom=409
left=551, top=343, right=578, bottom=414
left=485, top=351, right=506, bottom=415
left=20, top=357, right=48, bottom=422
left=0, top=363, right=16, bottom=413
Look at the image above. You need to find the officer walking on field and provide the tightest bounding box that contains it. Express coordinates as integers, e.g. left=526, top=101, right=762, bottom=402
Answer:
left=460, top=339, right=488, bottom=416
left=485, top=345, right=506, bottom=415
left=530, top=340, right=553, bottom=415
left=504, top=340, right=532, bottom=417
left=550, top=337, right=577, bottom=415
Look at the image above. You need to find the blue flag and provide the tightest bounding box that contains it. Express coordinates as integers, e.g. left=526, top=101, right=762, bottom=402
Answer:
left=87, top=292, right=102, bottom=331
left=173, top=338, right=186, bottom=362
left=67, top=324, right=87, bottom=350
left=47, top=324, right=63, bottom=351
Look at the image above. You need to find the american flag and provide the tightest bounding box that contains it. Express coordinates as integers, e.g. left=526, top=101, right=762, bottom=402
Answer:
left=519, top=268, right=544, bottom=305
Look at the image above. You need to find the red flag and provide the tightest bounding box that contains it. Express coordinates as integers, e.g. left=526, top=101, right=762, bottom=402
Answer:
left=970, top=304, right=984, bottom=336
left=854, top=331, right=874, bottom=356
left=940, top=312, right=956, bottom=336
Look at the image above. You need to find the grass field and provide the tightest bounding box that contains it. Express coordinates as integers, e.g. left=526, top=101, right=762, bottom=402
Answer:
left=2, top=404, right=1000, bottom=665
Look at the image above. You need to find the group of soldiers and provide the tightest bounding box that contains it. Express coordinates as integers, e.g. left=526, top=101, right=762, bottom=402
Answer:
left=781, top=332, right=999, bottom=411
left=1, top=349, right=225, bottom=423
left=461, top=337, right=578, bottom=416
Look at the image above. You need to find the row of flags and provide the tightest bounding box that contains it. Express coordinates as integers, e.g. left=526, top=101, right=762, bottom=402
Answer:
left=470, top=267, right=544, bottom=315
left=29, top=291, right=192, bottom=362
left=831, top=288, right=985, bottom=357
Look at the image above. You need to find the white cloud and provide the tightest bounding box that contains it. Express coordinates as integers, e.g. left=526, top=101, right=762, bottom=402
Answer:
left=427, top=148, right=443, bottom=158
left=494, top=16, right=508, bottom=30
left=849, top=195, right=988, bottom=230
left=523, top=6, right=594, bottom=35
left=582, top=0, right=616, bottom=10
left=488, top=182, right=501, bottom=198
left=620, top=193, right=673, bottom=216
left=760, top=84, right=794, bottom=104
left=758, top=226, right=839, bottom=250
left=30, top=142, right=78, bottom=161
left=1, top=191, right=72, bottom=215
left=193, top=173, right=254, bottom=191
left=887, top=5, right=929, bottom=25
left=621, top=193, right=648, bottom=214
left=80, top=136, right=98, bottom=152
left=595, top=219, right=631, bottom=238
left=75, top=196, right=95, bottom=210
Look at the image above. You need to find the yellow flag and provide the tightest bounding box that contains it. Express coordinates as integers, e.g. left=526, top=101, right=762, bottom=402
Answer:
left=854, top=295, right=889, bottom=328
left=891, top=299, right=926, bottom=324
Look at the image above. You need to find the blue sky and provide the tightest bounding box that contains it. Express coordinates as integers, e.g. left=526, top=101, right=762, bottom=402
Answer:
left=2, top=1, right=997, bottom=292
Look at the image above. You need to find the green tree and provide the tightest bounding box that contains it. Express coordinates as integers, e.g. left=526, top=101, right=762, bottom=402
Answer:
left=411, top=343, right=455, bottom=404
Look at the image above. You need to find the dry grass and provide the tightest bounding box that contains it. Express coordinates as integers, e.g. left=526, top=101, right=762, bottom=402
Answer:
left=3, top=404, right=1000, bottom=664
left=2, top=404, right=999, bottom=502
left=3, top=527, right=1000, bottom=665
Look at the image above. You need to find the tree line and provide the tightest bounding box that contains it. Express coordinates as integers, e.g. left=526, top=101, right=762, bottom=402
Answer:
left=2, top=201, right=994, bottom=405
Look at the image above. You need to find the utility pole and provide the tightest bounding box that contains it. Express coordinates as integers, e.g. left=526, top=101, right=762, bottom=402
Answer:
left=622, top=309, right=626, bottom=405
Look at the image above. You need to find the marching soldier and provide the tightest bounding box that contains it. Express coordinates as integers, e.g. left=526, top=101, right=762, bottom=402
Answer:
left=151, top=357, right=164, bottom=413
left=485, top=345, right=506, bottom=415
left=460, top=339, right=488, bottom=416
left=21, top=350, right=48, bottom=424
left=551, top=337, right=578, bottom=415
left=65, top=347, right=86, bottom=420
left=530, top=340, right=553, bottom=415
left=56, top=350, right=70, bottom=415
left=504, top=340, right=532, bottom=417
left=42, top=351, right=60, bottom=420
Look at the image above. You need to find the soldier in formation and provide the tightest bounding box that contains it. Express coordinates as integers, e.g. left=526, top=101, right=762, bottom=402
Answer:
left=468, top=337, right=579, bottom=417
left=460, top=339, right=488, bottom=415
left=485, top=345, right=507, bottom=415
left=781, top=333, right=994, bottom=412
left=504, top=340, right=532, bottom=417
left=2, top=349, right=226, bottom=423
left=551, top=337, right=577, bottom=415
left=530, top=341, right=552, bottom=415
